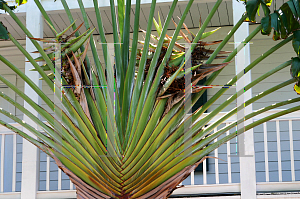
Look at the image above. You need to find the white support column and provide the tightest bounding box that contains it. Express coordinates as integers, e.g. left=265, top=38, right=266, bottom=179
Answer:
left=21, top=0, right=43, bottom=198
left=232, top=1, right=257, bottom=198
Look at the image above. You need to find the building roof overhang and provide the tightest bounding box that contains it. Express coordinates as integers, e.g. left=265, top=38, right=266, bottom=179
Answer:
left=0, top=0, right=239, bottom=40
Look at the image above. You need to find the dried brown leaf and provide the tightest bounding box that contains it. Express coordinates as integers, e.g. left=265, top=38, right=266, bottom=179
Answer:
left=177, top=16, right=194, bottom=40
left=80, top=39, right=90, bottom=67
left=64, top=22, right=84, bottom=42
left=172, top=19, right=191, bottom=44
left=66, top=54, right=81, bottom=95
left=80, top=90, right=93, bottom=123
left=72, top=51, right=81, bottom=78
left=199, top=40, right=223, bottom=46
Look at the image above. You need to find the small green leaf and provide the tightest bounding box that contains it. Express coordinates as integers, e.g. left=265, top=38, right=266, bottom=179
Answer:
left=261, top=1, right=271, bottom=16
left=270, top=12, right=282, bottom=40
left=15, top=0, right=27, bottom=6
left=0, top=0, right=16, bottom=11
left=292, top=30, right=300, bottom=55
left=291, top=57, right=300, bottom=79
left=117, top=0, right=125, bottom=39
left=265, top=0, right=273, bottom=6
left=257, top=4, right=261, bottom=16
left=292, top=0, right=300, bottom=17
left=260, top=0, right=300, bottom=40
left=56, top=20, right=77, bottom=38
left=153, top=17, right=162, bottom=36
left=44, top=18, right=57, bottom=35
left=246, top=0, right=270, bottom=22
left=0, top=21, right=9, bottom=40
left=246, top=0, right=261, bottom=22
left=291, top=57, right=300, bottom=95
left=294, top=83, right=300, bottom=94
left=270, top=12, right=279, bottom=31
left=158, top=12, right=162, bottom=31
left=276, top=11, right=288, bottom=39
left=29, top=64, right=51, bottom=71
left=281, top=3, right=299, bottom=32
left=176, top=36, right=183, bottom=41
left=168, top=53, right=184, bottom=67
left=201, top=27, right=221, bottom=39
left=261, top=15, right=271, bottom=35
left=287, top=1, right=298, bottom=19
left=39, top=73, right=54, bottom=80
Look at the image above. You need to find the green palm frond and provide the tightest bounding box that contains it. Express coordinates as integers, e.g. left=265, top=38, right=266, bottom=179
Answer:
left=0, top=0, right=300, bottom=198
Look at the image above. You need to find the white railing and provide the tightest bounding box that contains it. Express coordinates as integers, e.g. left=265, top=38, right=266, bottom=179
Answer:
left=40, top=149, right=74, bottom=192
left=174, top=110, right=300, bottom=196
left=0, top=110, right=299, bottom=198
left=255, top=111, right=299, bottom=185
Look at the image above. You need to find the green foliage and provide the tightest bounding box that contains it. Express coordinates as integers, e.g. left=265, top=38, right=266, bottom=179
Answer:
left=0, top=0, right=27, bottom=11
left=291, top=57, right=300, bottom=79
left=0, top=0, right=16, bottom=11
left=294, top=83, right=300, bottom=93
left=244, top=0, right=300, bottom=42
left=246, top=0, right=300, bottom=93
left=291, top=57, right=300, bottom=93
left=245, top=0, right=272, bottom=21
left=15, top=0, right=27, bottom=5
left=293, top=30, right=300, bottom=55
left=259, top=0, right=300, bottom=40
left=0, top=0, right=300, bottom=198
left=0, top=21, right=9, bottom=40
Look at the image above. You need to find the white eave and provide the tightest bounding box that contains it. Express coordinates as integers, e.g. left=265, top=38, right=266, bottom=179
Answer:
left=0, top=0, right=241, bottom=40
left=0, top=0, right=225, bottom=13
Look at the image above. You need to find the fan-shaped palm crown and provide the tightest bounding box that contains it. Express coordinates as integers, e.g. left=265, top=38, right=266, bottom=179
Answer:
left=0, top=0, right=300, bottom=198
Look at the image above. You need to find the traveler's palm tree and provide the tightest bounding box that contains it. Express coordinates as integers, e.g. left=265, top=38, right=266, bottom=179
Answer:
left=0, top=0, right=300, bottom=198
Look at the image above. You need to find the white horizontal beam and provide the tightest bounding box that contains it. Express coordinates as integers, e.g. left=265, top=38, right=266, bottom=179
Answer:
left=172, top=183, right=241, bottom=195
left=0, top=190, right=76, bottom=199
left=2, top=190, right=300, bottom=199
left=172, top=194, right=300, bottom=199
left=172, top=181, right=300, bottom=197
left=0, top=0, right=227, bottom=14
left=257, top=194, right=300, bottom=199
left=0, top=192, right=21, bottom=199
left=256, top=181, right=300, bottom=193
left=172, top=197, right=241, bottom=199
left=36, top=190, right=77, bottom=199
left=0, top=0, right=190, bottom=14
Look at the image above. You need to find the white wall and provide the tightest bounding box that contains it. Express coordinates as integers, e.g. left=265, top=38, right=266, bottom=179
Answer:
left=201, top=24, right=298, bottom=112
left=0, top=40, right=26, bottom=121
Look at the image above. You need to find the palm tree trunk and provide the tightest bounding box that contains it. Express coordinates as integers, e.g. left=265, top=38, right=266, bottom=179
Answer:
left=52, top=150, right=207, bottom=199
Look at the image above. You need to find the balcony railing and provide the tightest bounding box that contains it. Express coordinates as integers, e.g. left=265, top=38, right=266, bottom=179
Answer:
left=0, top=110, right=299, bottom=198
